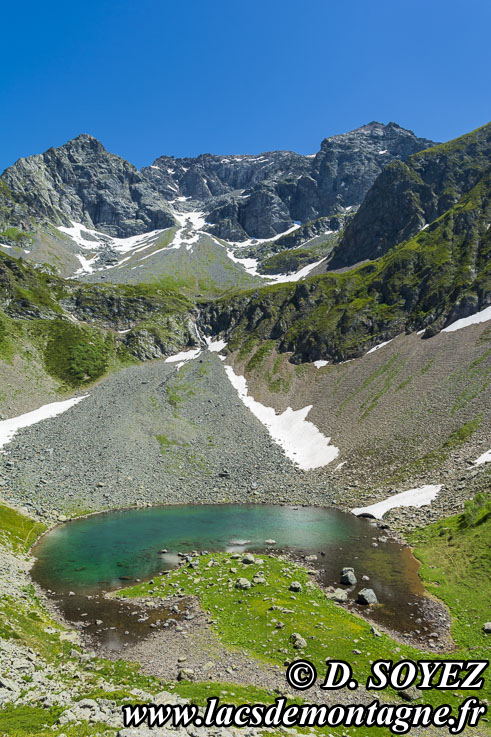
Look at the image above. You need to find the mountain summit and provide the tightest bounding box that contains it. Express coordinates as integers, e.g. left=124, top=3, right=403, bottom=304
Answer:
left=0, top=122, right=435, bottom=241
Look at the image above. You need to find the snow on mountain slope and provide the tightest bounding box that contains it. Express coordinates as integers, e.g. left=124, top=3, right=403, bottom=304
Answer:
left=48, top=204, right=329, bottom=290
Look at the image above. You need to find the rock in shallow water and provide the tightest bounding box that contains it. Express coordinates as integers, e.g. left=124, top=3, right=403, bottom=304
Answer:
left=340, top=567, right=357, bottom=585
left=357, top=588, right=378, bottom=605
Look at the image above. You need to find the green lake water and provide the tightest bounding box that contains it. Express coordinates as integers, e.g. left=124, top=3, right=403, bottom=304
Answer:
left=31, top=504, right=441, bottom=648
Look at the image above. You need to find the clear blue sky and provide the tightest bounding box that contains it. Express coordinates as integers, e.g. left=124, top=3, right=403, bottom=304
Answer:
left=1, top=0, right=490, bottom=172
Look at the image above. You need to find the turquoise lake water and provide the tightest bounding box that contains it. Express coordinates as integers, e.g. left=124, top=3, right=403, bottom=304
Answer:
left=31, top=504, right=440, bottom=646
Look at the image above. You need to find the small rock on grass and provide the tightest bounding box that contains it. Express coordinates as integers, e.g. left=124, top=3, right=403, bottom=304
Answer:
left=235, top=577, right=251, bottom=590
left=290, top=632, right=307, bottom=649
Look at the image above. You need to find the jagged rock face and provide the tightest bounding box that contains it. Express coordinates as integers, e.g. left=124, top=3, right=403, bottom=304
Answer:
left=311, top=121, right=435, bottom=215
left=144, top=122, right=436, bottom=240
left=330, top=122, right=491, bottom=269
left=0, top=123, right=435, bottom=243
left=143, top=150, right=311, bottom=200
left=1, top=135, right=175, bottom=238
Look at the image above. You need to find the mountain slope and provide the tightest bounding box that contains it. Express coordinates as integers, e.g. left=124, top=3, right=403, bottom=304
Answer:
left=202, top=131, right=490, bottom=364
left=329, top=122, right=491, bottom=268
left=0, top=250, right=198, bottom=414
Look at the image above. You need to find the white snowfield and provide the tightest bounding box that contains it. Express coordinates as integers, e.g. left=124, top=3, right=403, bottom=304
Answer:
left=230, top=223, right=302, bottom=249
left=224, top=365, right=339, bottom=470
left=473, top=449, right=491, bottom=466
left=166, top=210, right=207, bottom=252
left=164, top=348, right=202, bottom=364
left=352, top=484, right=443, bottom=519
left=0, top=396, right=88, bottom=451
left=442, top=304, right=491, bottom=332
left=205, top=337, right=228, bottom=353
left=58, top=208, right=209, bottom=274
left=58, top=217, right=332, bottom=284
left=57, top=222, right=164, bottom=255
left=268, top=257, right=327, bottom=284
left=313, top=360, right=329, bottom=368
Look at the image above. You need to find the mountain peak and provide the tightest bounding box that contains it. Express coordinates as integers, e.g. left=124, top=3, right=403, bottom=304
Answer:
left=58, top=133, right=106, bottom=153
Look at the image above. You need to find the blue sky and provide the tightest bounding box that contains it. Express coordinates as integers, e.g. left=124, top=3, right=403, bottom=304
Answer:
left=1, top=0, right=489, bottom=172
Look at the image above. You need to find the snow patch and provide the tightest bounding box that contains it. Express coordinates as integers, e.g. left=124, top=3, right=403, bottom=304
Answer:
left=313, top=360, right=329, bottom=368
left=224, top=365, right=339, bottom=470
left=473, top=449, right=491, bottom=466
left=57, top=222, right=164, bottom=255
left=205, top=337, right=228, bottom=353
left=230, top=223, right=302, bottom=248
left=268, top=258, right=327, bottom=284
left=164, top=348, right=202, bottom=363
left=0, top=396, right=88, bottom=451
left=75, top=253, right=98, bottom=275
left=366, top=339, right=393, bottom=355
left=352, top=484, right=442, bottom=519
left=441, top=305, right=491, bottom=333
left=224, top=244, right=326, bottom=283
left=378, top=149, right=388, bottom=154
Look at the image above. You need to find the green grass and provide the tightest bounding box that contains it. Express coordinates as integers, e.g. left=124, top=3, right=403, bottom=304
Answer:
left=0, top=503, right=46, bottom=554
left=0, top=227, right=33, bottom=244
left=0, top=705, right=115, bottom=736
left=116, top=549, right=489, bottom=719
left=245, top=340, right=275, bottom=372
left=0, top=705, right=62, bottom=734
left=389, top=417, right=483, bottom=482
left=410, top=497, right=491, bottom=651
left=41, top=320, right=115, bottom=387
left=156, top=434, right=178, bottom=449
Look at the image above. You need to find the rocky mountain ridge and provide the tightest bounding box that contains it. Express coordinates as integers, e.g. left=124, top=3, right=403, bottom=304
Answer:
left=201, top=127, right=491, bottom=364
left=143, top=121, right=436, bottom=240
left=0, top=122, right=435, bottom=244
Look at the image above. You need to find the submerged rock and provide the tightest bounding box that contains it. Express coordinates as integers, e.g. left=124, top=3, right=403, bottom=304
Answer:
left=340, top=567, right=357, bottom=585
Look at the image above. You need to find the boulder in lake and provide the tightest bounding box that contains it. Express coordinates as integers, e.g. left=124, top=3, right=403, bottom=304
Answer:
left=357, top=588, right=378, bottom=605
left=340, top=567, right=357, bottom=585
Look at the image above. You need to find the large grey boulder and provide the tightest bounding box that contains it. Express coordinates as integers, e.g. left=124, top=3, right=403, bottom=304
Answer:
left=357, top=588, right=378, bottom=605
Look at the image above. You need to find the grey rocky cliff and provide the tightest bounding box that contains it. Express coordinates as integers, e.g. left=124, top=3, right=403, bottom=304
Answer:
left=1, top=134, right=175, bottom=238
left=1, top=123, right=435, bottom=244
left=144, top=122, right=436, bottom=240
